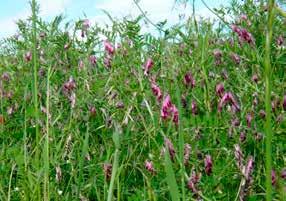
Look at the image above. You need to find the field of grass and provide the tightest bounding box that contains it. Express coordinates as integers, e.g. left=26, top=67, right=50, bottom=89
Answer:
left=1, top=0, right=286, bottom=200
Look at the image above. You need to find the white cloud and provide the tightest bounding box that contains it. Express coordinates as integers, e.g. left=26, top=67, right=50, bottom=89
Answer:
left=92, top=0, right=220, bottom=34
left=0, top=0, right=71, bottom=39
left=38, top=0, right=70, bottom=17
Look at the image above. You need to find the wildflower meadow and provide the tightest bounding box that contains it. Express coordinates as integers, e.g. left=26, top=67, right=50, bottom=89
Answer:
left=0, top=0, right=286, bottom=200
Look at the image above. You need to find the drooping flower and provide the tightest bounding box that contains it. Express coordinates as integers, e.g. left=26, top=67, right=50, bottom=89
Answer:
left=234, top=144, right=243, bottom=170
left=24, top=51, right=32, bottom=62
left=78, top=60, right=84, bottom=71
left=215, top=83, right=225, bottom=98
left=191, top=100, right=198, bottom=115
left=218, top=92, right=240, bottom=113
left=277, top=35, right=284, bottom=46
left=55, top=166, right=62, bottom=183
left=89, top=55, right=97, bottom=65
left=231, top=25, right=255, bottom=45
left=204, top=154, right=213, bottom=175
left=1, top=72, right=10, bottom=82
left=89, top=106, right=96, bottom=116
left=104, top=40, right=115, bottom=55
left=164, top=137, right=176, bottom=161
left=230, top=53, right=241, bottom=64
left=145, top=160, right=156, bottom=174
left=151, top=81, right=162, bottom=102
left=143, top=58, right=154, bottom=76
left=283, top=95, right=286, bottom=111
left=171, top=105, right=179, bottom=125
left=103, top=163, right=112, bottom=180
left=63, top=76, right=76, bottom=94
left=187, top=170, right=201, bottom=194
left=244, top=157, right=254, bottom=181
left=183, top=72, right=195, bottom=88
left=160, top=94, right=179, bottom=125
left=281, top=168, right=286, bottom=179
left=272, top=170, right=276, bottom=186
left=161, top=95, right=173, bottom=119
left=246, top=113, right=253, bottom=128
left=184, top=144, right=191, bottom=166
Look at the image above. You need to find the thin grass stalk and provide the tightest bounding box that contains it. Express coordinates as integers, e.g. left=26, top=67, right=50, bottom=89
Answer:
left=264, top=0, right=275, bottom=200
left=44, top=67, right=51, bottom=201
left=31, top=0, right=40, bottom=168
left=107, top=130, right=121, bottom=201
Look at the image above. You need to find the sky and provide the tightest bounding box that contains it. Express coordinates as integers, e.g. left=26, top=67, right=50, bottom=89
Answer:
left=0, top=0, right=229, bottom=39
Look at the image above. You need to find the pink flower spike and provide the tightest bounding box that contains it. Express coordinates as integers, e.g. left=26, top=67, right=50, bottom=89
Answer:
left=151, top=82, right=162, bottom=102
left=184, top=72, right=195, bottom=88
left=104, top=40, right=115, bottom=55
left=24, top=51, right=32, bottom=62
left=145, top=160, right=156, bottom=174
left=89, top=55, right=97, bottom=65
left=204, top=155, right=213, bottom=175
left=171, top=105, right=179, bottom=125
left=161, top=95, right=172, bottom=119
left=143, top=58, right=154, bottom=76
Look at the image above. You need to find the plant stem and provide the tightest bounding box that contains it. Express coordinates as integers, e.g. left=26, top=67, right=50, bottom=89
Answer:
left=44, top=67, right=51, bottom=201
left=31, top=0, right=40, bottom=168
left=264, top=0, right=275, bottom=200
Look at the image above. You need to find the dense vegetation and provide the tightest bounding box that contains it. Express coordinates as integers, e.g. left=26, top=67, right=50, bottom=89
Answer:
left=0, top=0, right=286, bottom=200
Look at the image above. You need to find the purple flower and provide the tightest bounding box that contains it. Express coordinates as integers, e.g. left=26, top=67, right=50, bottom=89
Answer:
left=218, top=92, right=240, bottom=113
left=244, top=157, right=254, bottom=181
left=184, top=144, right=191, bottom=166
left=63, top=76, right=76, bottom=93
left=161, top=95, right=172, bottom=119
left=103, top=163, right=112, bottom=180
left=1, top=72, right=10, bottom=82
left=104, top=55, right=112, bottom=68
left=89, top=55, right=97, bottom=65
left=191, top=100, right=198, bottom=115
left=259, top=110, right=266, bottom=119
left=234, top=144, right=244, bottom=170
left=164, top=137, right=176, bottom=161
left=246, top=113, right=253, bottom=128
left=171, top=105, right=179, bottom=125
left=215, top=83, right=225, bottom=98
left=151, top=82, right=162, bottom=102
left=277, top=35, right=284, bottom=46
left=204, top=154, right=213, bottom=175
left=281, top=168, right=286, bottom=179
left=183, top=72, right=195, bottom=88
left=104, top=40, right=115, bottom=55
left=240, top=131, right=246, bottom=142
left=78, top=60, right=84, bottom=71
left=272, top=170, right=276, bottom=186
left=160, top=95, right=179, bottom=125
left=143, top=58, right=154, bottom=76
left=283, top=95, right=286, bottom=111
left=231, top=25, right=255, bottom=45
left=24, top=51, right=32, bottom=62
left=145, top=160, right=156, bottom=174
left=252, top=74, right=258, bottom=83
left=230, top=53, right=241, bottom=64
left=89, top=106, right=96, bottom=116
left=187, top=171, right=201, bottom=194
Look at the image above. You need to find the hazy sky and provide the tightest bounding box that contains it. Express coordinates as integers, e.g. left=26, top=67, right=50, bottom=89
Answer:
left=0, top=0, right=229, bottom=38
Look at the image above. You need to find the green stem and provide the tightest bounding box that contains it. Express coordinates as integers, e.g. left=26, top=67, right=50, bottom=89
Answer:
left=107, top=148, right=119, bottom=201
left=44, top=67, right=51, bottom=201
left=31, top=0, right=40, bottom=168
left=264, top=0, right=275, bottom=200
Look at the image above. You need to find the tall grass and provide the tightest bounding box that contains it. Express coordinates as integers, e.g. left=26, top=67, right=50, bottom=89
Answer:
left=264, top=0, right=275, bottom=200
